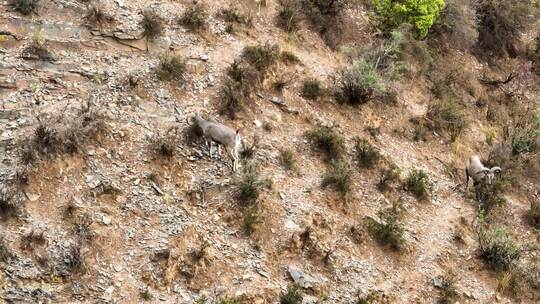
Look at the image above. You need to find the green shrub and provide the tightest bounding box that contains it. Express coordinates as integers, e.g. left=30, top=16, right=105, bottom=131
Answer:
left=372, top=0, right=446, bottom=39
left=242, top=44, right=280, bottom=72
left=474, top=177, right=507, bottom=211
left=280, top=148, right=296, bottom=170
left=477, top=227, right=520, bottom=271
left=157, top=54, right=186, bottom=82
left=509, top=107, right=540, bottom=154
left=301, top=78, right=323, bottom=100
left=336, top=59, right=386, bottom=104
left=354, top=137, right=381, bottom=169
left=366, top=202, right=404, bottom=250
left=426, top=99, right=468, bottom=141
left=180, top=3, right=208, bottom=30
left=304, top=125, right=345, bottom=162
left=404, top=169, right=432, bottom=200
left=321, top=160, right=352, bottom=195
left=13, top=0, right=40, bottom=15
left=237, top=164, right=263, bottom=206
left=140, top=10, right=164, bottom=38
left=280, top=284, right=303, bottom=304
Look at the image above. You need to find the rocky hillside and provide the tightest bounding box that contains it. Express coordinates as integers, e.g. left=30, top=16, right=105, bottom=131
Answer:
left=0, top=0, right=539, bottom=303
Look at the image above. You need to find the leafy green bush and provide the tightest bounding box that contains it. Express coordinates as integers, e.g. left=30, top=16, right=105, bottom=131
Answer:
left=372, top=0, right=445, bottom=39
left=336, top=59, right=386, bottom=104
left=305, top=125, right=346, bottom=162
left=354, top=137, right=381, bottom=169
left=321, top=160, right=352, bottom=195
left=302, top=78, right=323, bottom=100
left=477, top=227, right=520, bottom=270
left=404, top=169, right=432, bottom=200
left=366, top=202, right=404, bottom=250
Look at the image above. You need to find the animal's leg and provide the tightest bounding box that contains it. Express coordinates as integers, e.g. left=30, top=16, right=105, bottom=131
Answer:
left=207, top=140, right=213, bottom=158
left=226, top=147, right=237, bottom=172
left=217, top=145, right=222, bottom=157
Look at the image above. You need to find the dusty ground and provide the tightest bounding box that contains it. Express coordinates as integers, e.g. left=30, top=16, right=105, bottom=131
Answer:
left=0, top=0, right=539, bottom=303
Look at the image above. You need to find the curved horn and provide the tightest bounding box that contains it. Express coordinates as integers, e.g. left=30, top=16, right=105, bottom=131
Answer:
left=490, top=166, right=501, bottom=173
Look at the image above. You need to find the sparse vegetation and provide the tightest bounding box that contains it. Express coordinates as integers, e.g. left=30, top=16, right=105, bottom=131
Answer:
left=280, top=284, right=303, bottom=304
left=180, top=3, right=208, bottom=30
left=277, top=0, right=302, bottom=32
left=242, top=206, right=261, bottom=235
left=240, top=136, right=259, bottom=159
left=355, top=290, right=379, bottom=304
left=20, top=230, right=46, bottom=251
left=281, top=50, right=300, bottom=64
left=150, top=131, right=177, bottom=159
left=301, top=78, right=323, bottom=100
left=0, top=187, right=22, bottom=220
left=63, top=243, right=84, bottom=274
left=73, top=214, right=94, bottom=243
left=280, top=148, right=296, bottom=171
left=477, top=227, right=520, bottom=271
left=426, top=99, right=468, bottom=141
left=336, top=59, right=386, bottom=104
left=354, top=137, right=381, bottom=169
left=84, top=4, right=114, bottom=27
left=372, top=0, right=445, bottom=38
left=404, top=169, right=432, bottom=200
left=157, top=54, right=186, bottom=82
left=377, top=162, right=401, bottom=192
left=474, top=176, right=508, bottom=211
left=13, top=0, right=40, bottom=15
left=437, top=271, right=460, bottom=304
left=527, top=196, right=540, bottom=228
left=476, top=0, right=539, bottom=58
left=20, top=112, right=107, bottom=164
left=321, top=160, right=352, bottom=195
left=241, top=44, right=280, bottom=72
left=218, top=6, right=252, bottom=26
left=141, top=10, right=164, bottom=39
left=140, top=288, right=153, bottom=301
left=305, top=125, right=345, bottom=162
left=0, top=237, right=14, bottom=263
left=237, top=164, right=263, bottom=206
left=366, top=202, right=404, bottom=250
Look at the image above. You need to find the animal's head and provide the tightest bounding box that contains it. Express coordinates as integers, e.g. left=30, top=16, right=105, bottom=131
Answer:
left=478, top=167, right=501, bottom=185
